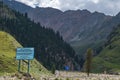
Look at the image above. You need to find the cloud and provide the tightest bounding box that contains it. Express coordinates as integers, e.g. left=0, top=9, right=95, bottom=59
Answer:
left=15, top=0, right=120, bottom=15
left=16, top=0, right=38, bottom=7
left=89, top=0, right=100, bottom=4
left=40, top=0, right=60, bottom=9
left=85, top=0, right=120, bottom=15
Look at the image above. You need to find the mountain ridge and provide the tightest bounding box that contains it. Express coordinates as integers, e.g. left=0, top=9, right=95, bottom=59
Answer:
left=3, top=0, right=114, bottom=40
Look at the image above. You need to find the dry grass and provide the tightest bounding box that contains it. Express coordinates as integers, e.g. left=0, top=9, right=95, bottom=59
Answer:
left=41, top=71, right=120, bottom=80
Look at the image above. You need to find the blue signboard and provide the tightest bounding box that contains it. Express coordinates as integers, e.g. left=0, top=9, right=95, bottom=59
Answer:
left=16, top=48, right=34, bottom=60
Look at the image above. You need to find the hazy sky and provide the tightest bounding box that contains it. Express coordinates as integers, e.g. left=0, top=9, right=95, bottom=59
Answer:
left=15, top=0, right=120, bottom=16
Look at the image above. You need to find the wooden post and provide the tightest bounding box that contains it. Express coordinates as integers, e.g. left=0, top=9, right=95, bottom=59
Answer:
left=18, top=60, right=21, bottom=72
left=27, top=60, right=30, bottom=73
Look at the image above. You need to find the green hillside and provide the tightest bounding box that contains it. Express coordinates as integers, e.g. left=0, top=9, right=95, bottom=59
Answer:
left=0, top=31, right=20, bottom=75
left=92, top=24, right=120, bottom=73
left=0, top=31, right=51, bottom=78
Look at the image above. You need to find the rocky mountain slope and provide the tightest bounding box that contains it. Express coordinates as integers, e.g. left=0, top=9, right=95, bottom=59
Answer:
left=2, top=0, right=111, bottom=40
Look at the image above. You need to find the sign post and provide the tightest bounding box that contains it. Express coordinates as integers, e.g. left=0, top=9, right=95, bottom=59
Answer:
left=27, top=60, right=30, bottom=73
left=18, top=60, right=21, bottom=72
left=16, top=48, right=34, bottom=73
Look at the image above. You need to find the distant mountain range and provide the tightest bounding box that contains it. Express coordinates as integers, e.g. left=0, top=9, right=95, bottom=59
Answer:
left=3, top=0, right=120, bottom=58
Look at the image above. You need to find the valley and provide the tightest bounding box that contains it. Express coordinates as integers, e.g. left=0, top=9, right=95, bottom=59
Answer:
left=0, top=0, right=120, bottom=79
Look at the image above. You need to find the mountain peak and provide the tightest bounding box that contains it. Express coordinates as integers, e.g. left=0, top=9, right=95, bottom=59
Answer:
left=116, top=12, right=120, bottom=17
left=93, top=11, right=105, bottom=16
left=64, top=9, right=91, bottom=16
left=82, top=9, right=91, bottom=13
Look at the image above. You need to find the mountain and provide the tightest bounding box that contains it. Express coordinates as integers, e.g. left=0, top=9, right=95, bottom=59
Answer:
left=3, top=0, right=120, bottom=57
left=3, top=0, right=111, bottom=41
left=0, top=1, right=80, bottom=71
left=92, top=24, right=120, bottom=73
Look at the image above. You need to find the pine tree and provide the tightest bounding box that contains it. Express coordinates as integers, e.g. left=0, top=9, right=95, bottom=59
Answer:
left=51, top=64, right=56, bottom=74
left=85, top=48, right=93, bottom=77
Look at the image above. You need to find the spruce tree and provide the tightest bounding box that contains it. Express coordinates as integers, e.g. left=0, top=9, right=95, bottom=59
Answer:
left=85, top=48, right=93, bottom=77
